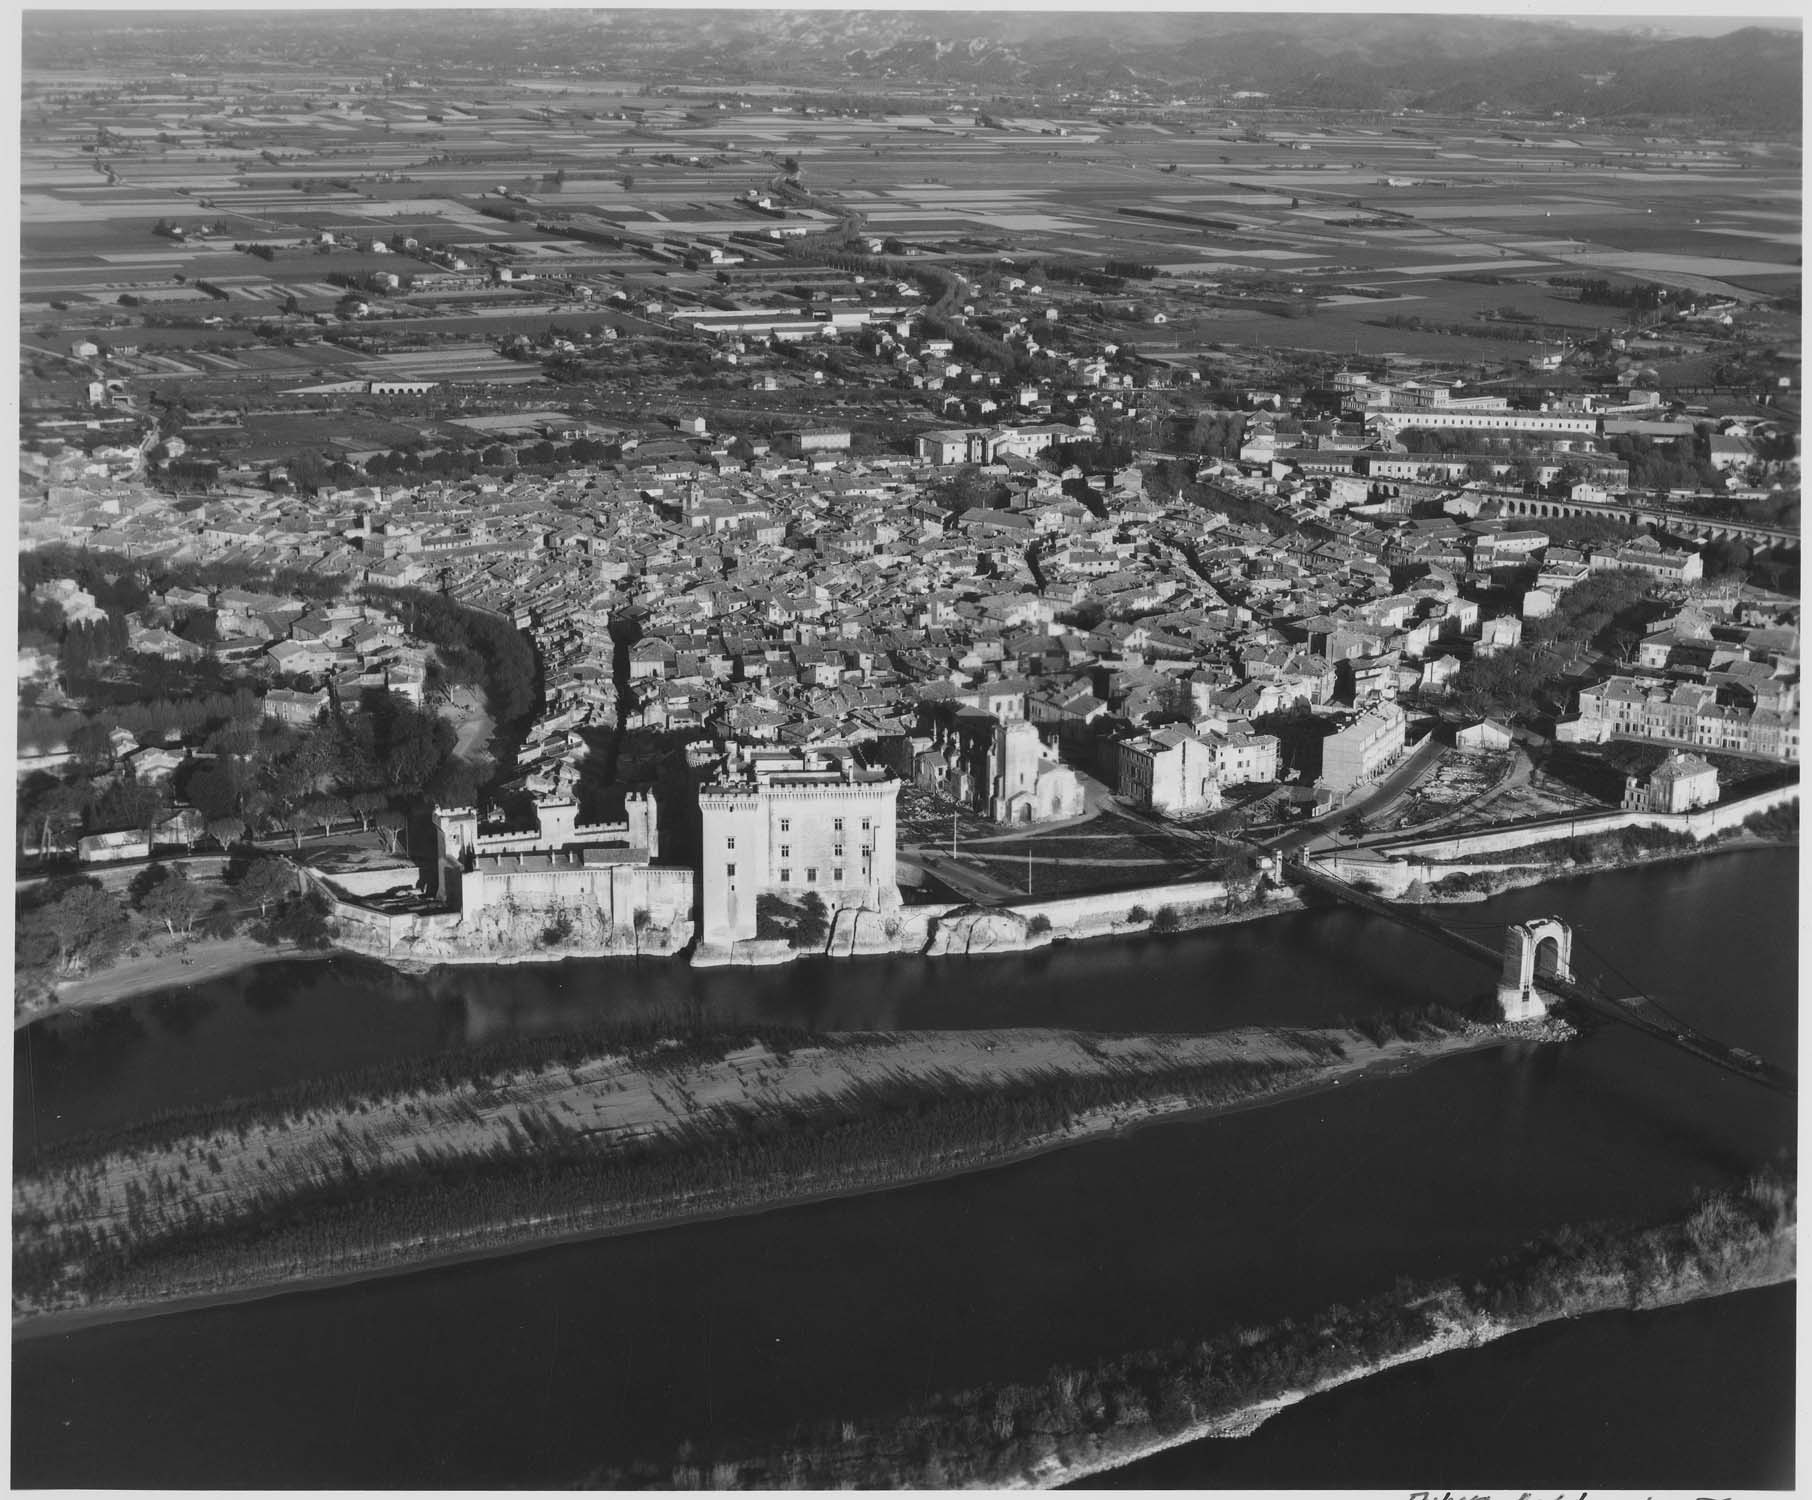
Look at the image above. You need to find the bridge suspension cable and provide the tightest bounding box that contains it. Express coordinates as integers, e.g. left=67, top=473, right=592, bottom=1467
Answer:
left=1284, top=856, right=1794, bottom=1096
left=1569, top=927, right=1698, bottom=1033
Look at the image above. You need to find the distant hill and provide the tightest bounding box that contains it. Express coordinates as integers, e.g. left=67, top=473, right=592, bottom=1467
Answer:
left=22, top=11, right=1803, bottom=132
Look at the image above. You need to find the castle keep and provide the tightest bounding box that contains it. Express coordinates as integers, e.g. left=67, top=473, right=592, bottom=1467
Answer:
left=696, top=742, right=901, bottom=947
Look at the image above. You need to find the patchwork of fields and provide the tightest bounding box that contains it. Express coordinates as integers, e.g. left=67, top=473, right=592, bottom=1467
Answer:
left=20, top=59, right=1800, bottom=411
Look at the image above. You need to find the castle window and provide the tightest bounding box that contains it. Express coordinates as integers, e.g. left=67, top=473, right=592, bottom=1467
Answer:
left=833, top=867, right=844, bottom=883
left=726, top=863, right=736, bottom=879
left=806, top=867, right=818, bottom=883
left=779, top=868, right=791, bottom=884
left=834, top=843, right=844, bottom=859
left=861, top=818, right=871, bottom=831
left=780, top=844, right=790, bottom=859
left=725, top=836, right=735, bottom=851
left=779, top=818, right=791, bottom=833
left=833, top=817, right=843, bottom=831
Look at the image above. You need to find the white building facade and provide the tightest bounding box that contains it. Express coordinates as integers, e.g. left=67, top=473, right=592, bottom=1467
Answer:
left=1320, top=701, right=1408, bottom=795
left=697, top=743, right=901, bottom=946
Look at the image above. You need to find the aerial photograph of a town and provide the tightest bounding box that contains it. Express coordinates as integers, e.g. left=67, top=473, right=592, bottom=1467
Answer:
left=8, top=3, right=1801, bottom=1489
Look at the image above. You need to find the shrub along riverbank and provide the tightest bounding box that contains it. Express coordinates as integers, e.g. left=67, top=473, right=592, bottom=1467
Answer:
left=14, top=1009, right=1501, bottom=1327
left=596, top=1166, right=1795, bottom=1489
left=1419, top=804, right=1797, bottom=898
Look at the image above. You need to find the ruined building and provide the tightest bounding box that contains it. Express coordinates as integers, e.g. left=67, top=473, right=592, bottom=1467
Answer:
left=912, top=703, right=1086, bottom=825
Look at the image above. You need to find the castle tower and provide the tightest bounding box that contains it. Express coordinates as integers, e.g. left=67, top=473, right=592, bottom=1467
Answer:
left=536, top=795, right=579, bottom=848
left=433, top=806, right=479, bottom=904
left=625, top=791, right=660, bottom=859
left=697, top=746, right=900, bottom=948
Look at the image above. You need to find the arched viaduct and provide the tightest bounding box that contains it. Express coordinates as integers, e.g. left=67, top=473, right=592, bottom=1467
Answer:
left=1491, top=493, right=1799, bottom=552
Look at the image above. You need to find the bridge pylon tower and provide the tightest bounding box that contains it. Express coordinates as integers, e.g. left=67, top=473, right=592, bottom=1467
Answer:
left=1498, top=917, right=1573, bottom=1021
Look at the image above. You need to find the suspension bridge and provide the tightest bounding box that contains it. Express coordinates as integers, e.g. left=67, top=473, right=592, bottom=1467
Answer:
left=1285, top=855, right=1796, bottom=1096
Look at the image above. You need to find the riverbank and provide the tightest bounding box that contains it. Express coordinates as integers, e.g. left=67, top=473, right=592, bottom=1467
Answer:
left=21, top=834, right=1791, bottom=1017
left=17, top=937, right=334, bottom=1027
left=13, top=1012, right=1563, bottom=1336
left=1033, top=1265, right=1793, bottom=1490
left=633, top=1167, right=1795, bottom=1489
left=1402, top=830, right=1798, bottom=904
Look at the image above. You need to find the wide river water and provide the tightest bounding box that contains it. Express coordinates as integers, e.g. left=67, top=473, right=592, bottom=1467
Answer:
left=11, top=849, right=1798, bottom=1487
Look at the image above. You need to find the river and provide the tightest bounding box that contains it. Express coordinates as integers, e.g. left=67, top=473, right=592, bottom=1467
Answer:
left=11, top=849, right=1797, bottom=1487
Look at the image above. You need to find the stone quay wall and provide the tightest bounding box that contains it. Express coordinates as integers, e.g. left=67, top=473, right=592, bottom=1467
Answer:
left=1316, top=784, right=1798, bottom=899
left=1361, top=782, right=1797, bottom=864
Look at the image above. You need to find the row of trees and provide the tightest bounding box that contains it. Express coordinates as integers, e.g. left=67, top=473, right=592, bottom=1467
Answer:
left=1448, top=568, right=1655, bottom=721
left=1550, top=275, right=1694, bottom=316
left=15, top=1042, right=1322, bottom=1311
left=637, top=1168, right=1792, bottom=1489
left=1606, top=430, right=1729, bottom=495
left=1186, top=411, right=1247, bottom=460
left=1378, top=311, right=1577, bottom=345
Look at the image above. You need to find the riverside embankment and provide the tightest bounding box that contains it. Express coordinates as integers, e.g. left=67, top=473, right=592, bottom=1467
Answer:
left=28, top=781, right=1793, bottom=1014
left=1321, top=782, right=1798, bottom=901
left=1380, top=829, right=1798, bottom=904
left=14, top=1012, right=1556, bottom=1333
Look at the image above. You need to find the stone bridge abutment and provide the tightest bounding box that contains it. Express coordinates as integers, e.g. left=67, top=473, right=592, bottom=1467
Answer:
left=1497, top=916, right=1573, bottom=1021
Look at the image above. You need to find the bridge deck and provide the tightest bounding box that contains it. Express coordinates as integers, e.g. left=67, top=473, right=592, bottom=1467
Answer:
left=1289, top=859, right=1795, bottom=1095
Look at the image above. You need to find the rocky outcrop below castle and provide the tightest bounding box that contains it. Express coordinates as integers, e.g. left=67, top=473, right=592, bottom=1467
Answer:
left=326, top=892, right=693, bottom=967
left=922, top=906, right=1049, bottom=957
left=694, top=878, right=1289, bottom=967
left=320, top=868, right=1285, bottom=972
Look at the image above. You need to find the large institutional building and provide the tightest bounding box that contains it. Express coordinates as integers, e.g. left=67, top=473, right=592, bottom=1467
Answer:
left=914, top=424, right=1069, bottom=466
left=696, top=743, right=902, bottom=946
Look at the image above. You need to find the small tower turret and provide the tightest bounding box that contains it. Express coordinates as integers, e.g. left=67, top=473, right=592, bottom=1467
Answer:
left=625, top=790, right=660, bottom=859
left=433, top=805, right=479, bottom=903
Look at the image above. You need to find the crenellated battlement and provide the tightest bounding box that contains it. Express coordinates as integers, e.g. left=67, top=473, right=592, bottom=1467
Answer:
left=433, top=788, right=662, bottom=906
left=572, top=819, right=632, bottom=838
left=702, top=779, right=897, bottom=803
